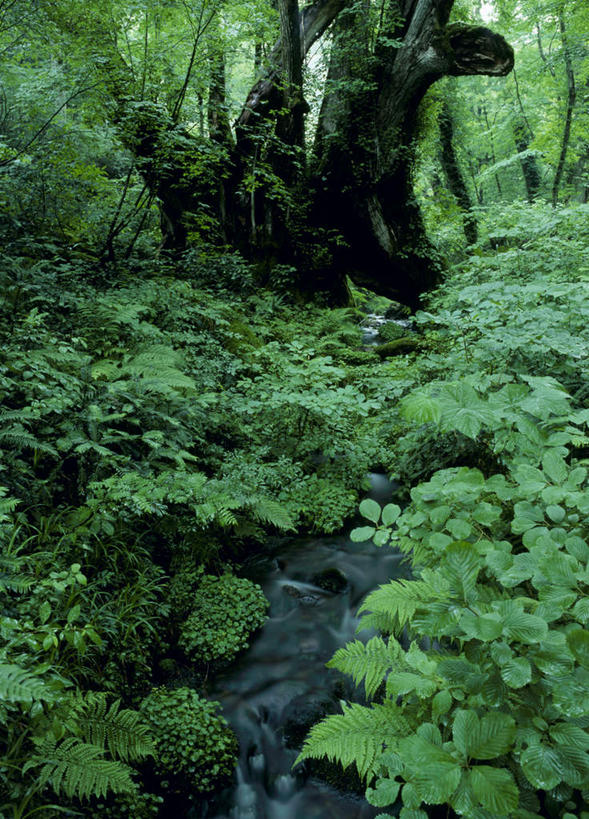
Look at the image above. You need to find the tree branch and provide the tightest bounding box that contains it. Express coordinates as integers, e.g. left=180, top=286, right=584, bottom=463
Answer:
left=447, top=24, right=514, bottom=76
left=235, top=0, right=350, bottom=137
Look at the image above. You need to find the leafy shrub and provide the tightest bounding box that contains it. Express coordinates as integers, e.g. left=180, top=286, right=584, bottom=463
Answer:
left=87, top=787, right=163, bottom=819
left=300, top=446, right=589, bottom=817
left=140, top=687, right=237, bottom=794
left=390, top=423, right=499, bottom=494
left=280, top=473, right=359, bottom=533
left=178, top=573, right=268, bottom=665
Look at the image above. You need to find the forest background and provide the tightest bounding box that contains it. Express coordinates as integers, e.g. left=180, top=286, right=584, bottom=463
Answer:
left=0, top=0, right=588, bottom=817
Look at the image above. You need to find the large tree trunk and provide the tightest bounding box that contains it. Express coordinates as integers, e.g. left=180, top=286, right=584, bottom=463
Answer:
left=55, top=0, right=513, bottom=306
left=302, top=3, right=513, bottom=306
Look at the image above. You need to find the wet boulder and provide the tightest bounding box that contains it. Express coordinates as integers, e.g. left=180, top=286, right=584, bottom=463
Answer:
left=282, top=693, right=337, bottom=748
left=310, top=567, right=348, bottom=594
left=384, top=302, right=411, bottom=320
left=282, top=584, right=320, bottom=606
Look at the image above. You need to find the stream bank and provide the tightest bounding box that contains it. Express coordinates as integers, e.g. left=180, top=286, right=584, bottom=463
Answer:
left=198, top=473, right=407, bottom=819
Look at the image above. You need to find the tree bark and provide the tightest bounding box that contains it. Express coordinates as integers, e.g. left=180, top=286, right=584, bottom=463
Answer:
left=551, top=8, right=576, bottom=207
left=439, top=101, right=478, bottom=245
left=305, top=7, right=513, bottom=306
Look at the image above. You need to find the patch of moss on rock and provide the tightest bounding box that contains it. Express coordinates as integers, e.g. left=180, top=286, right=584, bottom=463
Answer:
left=374, top=337, right=421, bottom=358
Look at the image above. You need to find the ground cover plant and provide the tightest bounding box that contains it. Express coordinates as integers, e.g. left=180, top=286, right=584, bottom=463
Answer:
left=1, top=0, right=588, bottom=814
left=298, top=202, right=589, bottom=818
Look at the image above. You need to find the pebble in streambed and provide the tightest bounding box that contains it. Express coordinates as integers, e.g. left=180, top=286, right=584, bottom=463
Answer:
left=199, top=474, right=408, bottom=819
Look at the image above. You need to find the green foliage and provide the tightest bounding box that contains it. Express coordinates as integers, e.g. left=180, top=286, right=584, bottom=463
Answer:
left=301, top=210, right=589, bottom=817
left=178, top=573, right=269, bottom=666
left=302, top=448, right=589, bottom=815
left=23, top=736, right=137, bottom=801
left=140, top=687, right=238, bottom=794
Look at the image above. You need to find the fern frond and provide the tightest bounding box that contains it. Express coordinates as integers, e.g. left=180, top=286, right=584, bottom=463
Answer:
left=0, top=664, right=54, bottom=704
left=73, top=693, right=154, bottom=762
left=24, top=736, right=135, bottom=800
left=295, top=701, right=410, bottom=780
left=327, top=636, right=403, bottom=699
left=359, top=577, right=450, bottom=635
left=0, top=425, right=58, bottom=456
left=215, top=506, right=239, bottom=527
left=251, top=498, right=295, bottom=531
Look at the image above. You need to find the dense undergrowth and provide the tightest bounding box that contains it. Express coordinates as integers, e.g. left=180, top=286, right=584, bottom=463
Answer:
left=1, top=200, right=588, bottom=816
left=299, top=201, right=589, bottom=818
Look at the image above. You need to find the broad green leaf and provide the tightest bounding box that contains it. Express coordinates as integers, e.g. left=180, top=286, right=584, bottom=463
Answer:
left=566, top=628, right=589, bottom=669
left=501, top=657, right=532, bottom=688
left=550, top=723, right=589, bottom=750
left=454, top=711, right=515, bottom=760
left=460, top=612, right=503, bottom=642
left=367, top=777, right=401, bottom=807
left=359, top=499, right=381, bottom=524
left=453, top=710, right=478, bottom=758
left=521, top=743, right=563, bottom=790
left=401, top=392, right=442, bottom=424
left=429, top=504, right=451, bottom=527
left=373, top=529, right=390, bottom=547
left=446, top=518, right=472, bottom=540
left=542, top=450, right=568, bottom=485
left=351, top=526, right=376, bottom=542
left=469, top=766, right=518, bottom=814
left=502, top=611, right=548, bottom=644
left=546, top=504, right=565, bottom=523
left=432, top=690, right=452, bottom=722
left=382, top=504, right=401, bottom=526
left=472, top=502, right=502, bottom=526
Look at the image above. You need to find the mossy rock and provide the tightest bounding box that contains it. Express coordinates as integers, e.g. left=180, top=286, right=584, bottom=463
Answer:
left=310, top=567, right=348, bottom=594
left=374, top=337, right=421, bottom=358
left=384, top=302, right=411, bottom=320
left=377, top=321, right=407, bottom=342
left=336, top=348, right=380, bottom=366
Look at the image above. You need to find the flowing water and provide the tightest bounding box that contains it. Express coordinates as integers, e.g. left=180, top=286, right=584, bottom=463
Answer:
left=200, top=473, right=408, bottom=819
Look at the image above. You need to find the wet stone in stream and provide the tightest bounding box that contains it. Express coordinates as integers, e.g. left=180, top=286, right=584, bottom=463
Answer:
left=199, top=474, right=408, bottom=819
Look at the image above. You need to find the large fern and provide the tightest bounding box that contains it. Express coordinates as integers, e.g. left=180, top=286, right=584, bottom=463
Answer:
left=327, top=636, right=404, bottom=700
left=23, top=736, right=135, bottom=800
left=0, top=664, right=54, bottom=705
left=358, top=572, right=450, bottom=636
left=250, top=497, right=295, bottom=531
left=69, top=692, right=154, bottom=762
left=295, top=700, right=410, bottom=780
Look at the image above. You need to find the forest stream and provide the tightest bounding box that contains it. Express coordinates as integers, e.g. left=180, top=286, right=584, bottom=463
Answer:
left=200, top=472, right=408, bottom=819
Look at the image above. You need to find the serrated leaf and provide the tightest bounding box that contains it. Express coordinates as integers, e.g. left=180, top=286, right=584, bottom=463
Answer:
left=432, top=690, right=452, bottom=721
left=501, top=656, right=532, bottom=688
left=469, top=766, right=518, bottom=814
left=453, top=710, right=516, bottom=760
left=502, top=611, right=548, bottom=644
left=521, top=743, right=563, bottom=789
left=460, top=612, right=503, bottom=642
left=367, top=777, right=401, bottom=807
left=566, top=628, right=589, bottom=669
left=542, top=450, right=568, bottom=485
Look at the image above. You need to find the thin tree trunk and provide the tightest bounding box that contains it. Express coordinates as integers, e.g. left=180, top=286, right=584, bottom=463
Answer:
left=551, top=8, right=576, bottom=206
left=439, top=101, right=478, bottom=245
